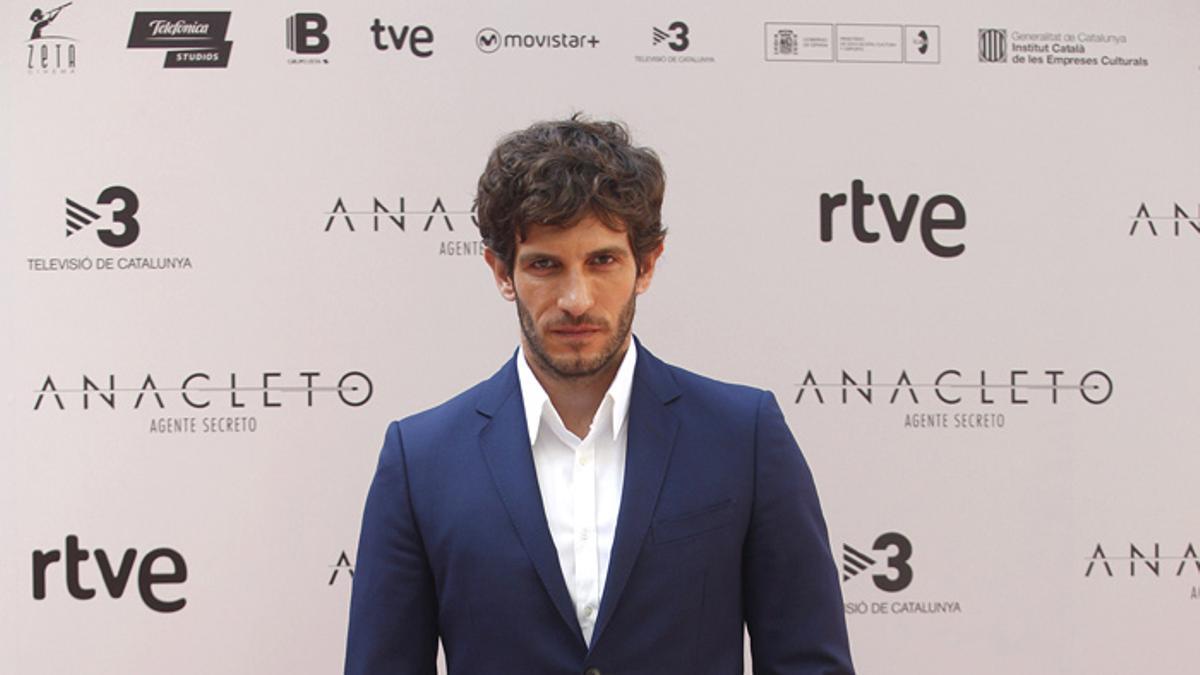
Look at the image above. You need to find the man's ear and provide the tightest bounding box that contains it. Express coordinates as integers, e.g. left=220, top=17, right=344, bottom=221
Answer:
left=484, top=248, right=516, bottom=301
left=634, top=242, right=665, bottom=295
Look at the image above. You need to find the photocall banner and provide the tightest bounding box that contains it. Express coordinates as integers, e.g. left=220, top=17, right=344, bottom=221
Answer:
left=3, top=1, right=1198, bottom=673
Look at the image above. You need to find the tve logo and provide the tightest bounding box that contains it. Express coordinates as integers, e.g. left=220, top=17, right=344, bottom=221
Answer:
left=820, top=179, right=967, bottom=258
left=32, top=535, right=188, bottom=613
left=370, top=19, right=433, bottom=57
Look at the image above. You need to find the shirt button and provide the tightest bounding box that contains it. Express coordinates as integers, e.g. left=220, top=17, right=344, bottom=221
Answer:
left=578, top=454, right=591, bottom=466
left=580, top=529, right=591, bottom=541
left=583, top=605, right=595, bottom=617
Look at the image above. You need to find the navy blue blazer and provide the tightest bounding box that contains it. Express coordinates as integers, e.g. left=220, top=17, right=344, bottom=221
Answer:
left=346, top=339, right=854, bottom=674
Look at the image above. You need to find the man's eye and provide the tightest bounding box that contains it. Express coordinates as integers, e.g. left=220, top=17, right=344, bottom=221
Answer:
left=592, top=255, right=615, bottom=265
left=530, top=259, right=555, bottom=270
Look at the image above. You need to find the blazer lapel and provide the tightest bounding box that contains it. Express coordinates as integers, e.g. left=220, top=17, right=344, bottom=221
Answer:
left=590, top=338, right=681, bottom=648
left=475, top=354, right=585, bottom=647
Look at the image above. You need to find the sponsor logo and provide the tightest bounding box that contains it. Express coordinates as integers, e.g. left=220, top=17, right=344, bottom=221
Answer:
left=979, top=28, right=1006, bottom=62
left=127, top=11, right=233, bottom=68
left=819, top=179, right=966, bottom=258
left=475, top=27, right=500, bottom=53
left=1129, top=202, right=1199, bottom=237
left=323, top=195, right=484, bottom=257
left=977, top=27, right=1148, bottom=68
left=33, top=370, right=373, bottom=434
left=286, top=12, right=328, bottom=64
left=794, top=368, right=1113, bottom=431
left=32, top=535, right=187, bottom=613
left=766, top=23, right=940, bottom=64
left=842, top=532, right=913, bottom=592
left=636, top=20, right=715, bottom=65
left=371, top=19, right=433, bottom=57
left=911, top=28, right=932, bottom=56
left=27, top=186, right=196, bottom=273
left=476, top=26, right=598, bottom=53
left=841, top=531, right=963, bottom=616
left=65, top=185, right=139, bottom=248
left=26, top=2, right=77, bottom=74
left=652, top=22, right=689, bottom=51
left=329, top=551, right=354, bottom=585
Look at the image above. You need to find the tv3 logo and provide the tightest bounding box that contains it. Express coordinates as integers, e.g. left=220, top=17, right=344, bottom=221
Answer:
left=651, top=21, right=689, bottom=52
left=65, top=186, right=141, bottom=248
left=842, top=532, right=913, bottom=592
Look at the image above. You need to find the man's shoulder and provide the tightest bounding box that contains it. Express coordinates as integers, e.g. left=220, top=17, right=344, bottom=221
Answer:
left=649, top=349, right=771, bottom=417
left=647, top=352, right=786, bottom=449
left=396, top=376, right=494, bottom=433
left=663, top=360, right=764, bottom=398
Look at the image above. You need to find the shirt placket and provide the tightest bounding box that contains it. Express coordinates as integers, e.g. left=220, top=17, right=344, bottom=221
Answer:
left=573, top=434, right=599, bottom=639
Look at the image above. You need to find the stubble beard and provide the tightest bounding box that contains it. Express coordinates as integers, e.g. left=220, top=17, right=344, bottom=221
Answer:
left=516, top=289, right=637, bottom=381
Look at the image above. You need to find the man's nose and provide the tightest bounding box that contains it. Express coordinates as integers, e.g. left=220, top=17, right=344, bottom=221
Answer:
left=557, top=269, right=594, bottom=317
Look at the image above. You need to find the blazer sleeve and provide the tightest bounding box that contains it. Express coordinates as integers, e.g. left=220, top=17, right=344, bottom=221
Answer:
left=743, top=390, right=855, bottom=675
left=345, top=421, right=438, bottom=675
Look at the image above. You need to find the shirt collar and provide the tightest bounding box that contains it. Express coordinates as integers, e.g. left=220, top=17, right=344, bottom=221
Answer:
left=516, top=340, right=638, bottom=445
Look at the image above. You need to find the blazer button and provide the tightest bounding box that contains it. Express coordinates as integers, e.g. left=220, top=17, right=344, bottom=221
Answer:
left=584, top=669, right=602, bottom=675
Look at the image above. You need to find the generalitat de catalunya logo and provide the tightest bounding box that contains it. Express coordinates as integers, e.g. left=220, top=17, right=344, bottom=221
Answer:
left=978, top=27, right=1148, bottom=68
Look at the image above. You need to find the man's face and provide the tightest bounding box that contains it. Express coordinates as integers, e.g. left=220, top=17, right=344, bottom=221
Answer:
left=485, top=213, right=662, bottom=380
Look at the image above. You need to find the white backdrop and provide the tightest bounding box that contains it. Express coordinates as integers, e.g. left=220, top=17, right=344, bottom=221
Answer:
left=3, top=1, right=1199, bottom=673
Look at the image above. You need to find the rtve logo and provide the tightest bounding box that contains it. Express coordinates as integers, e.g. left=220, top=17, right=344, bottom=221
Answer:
left=820, top=179, right=967, bottom=258
left=32, top=535, right=188, bottom=613
left=371, top=19, right=433, bottom=57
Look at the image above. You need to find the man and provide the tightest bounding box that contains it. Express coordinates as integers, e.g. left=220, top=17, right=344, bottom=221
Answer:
left=346, top=116, right=854, bottom=674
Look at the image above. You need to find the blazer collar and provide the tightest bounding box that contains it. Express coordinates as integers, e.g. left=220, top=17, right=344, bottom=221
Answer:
left=514, top=341, right=638, bottom=447
left=590, top=336, right=680, bottom=649
left=474, top=336, right=682, bottom=650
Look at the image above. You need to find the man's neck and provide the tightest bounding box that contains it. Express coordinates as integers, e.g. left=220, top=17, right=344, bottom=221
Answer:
left=523, top=338, right=631, bottom=439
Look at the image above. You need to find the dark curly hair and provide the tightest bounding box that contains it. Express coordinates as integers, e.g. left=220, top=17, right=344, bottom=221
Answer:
left=474, top=114, right=667, bottom=274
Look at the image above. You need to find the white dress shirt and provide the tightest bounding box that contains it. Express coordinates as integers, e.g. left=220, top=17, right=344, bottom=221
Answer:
left=515, top=343, right=636, bottom=646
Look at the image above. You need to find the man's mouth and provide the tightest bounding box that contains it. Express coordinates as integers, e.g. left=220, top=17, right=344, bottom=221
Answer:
left=550, top=326, right=603, bottom=337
